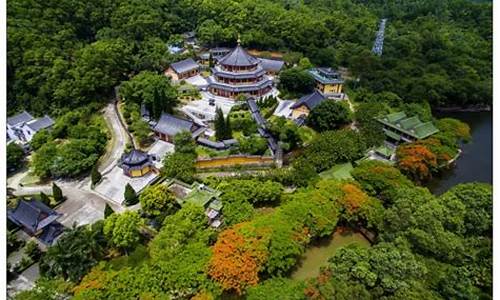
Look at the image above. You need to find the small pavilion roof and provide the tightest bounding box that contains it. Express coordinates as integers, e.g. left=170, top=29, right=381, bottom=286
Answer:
left=308, top=68, right=344, bottom=85
left=170, top=58, right=199, bottom=74
left=8, top=111, right=34, bottom=126
left=121, top=149, right=150, bottom=166
left=219, top=45, right=259, bottom=67
left=290, top=90, right=326, bottom=110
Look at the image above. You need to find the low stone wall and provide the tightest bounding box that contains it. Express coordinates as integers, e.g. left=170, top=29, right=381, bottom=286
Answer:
left=195, top=155, right=274, bottom=169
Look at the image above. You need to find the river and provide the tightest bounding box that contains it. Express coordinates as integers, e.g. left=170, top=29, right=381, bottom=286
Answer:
left=426, top=111, right=492, bottom=195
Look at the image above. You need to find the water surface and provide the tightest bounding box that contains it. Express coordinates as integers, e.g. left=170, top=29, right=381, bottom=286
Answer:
left=426, top=111, right=492, bottom=195
left=290, top=230, right=370, bottom=280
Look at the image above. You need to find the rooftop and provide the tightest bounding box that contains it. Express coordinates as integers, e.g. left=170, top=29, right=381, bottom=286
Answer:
left=121, top=149, right=151, bottom=166
left=219, top=45, right=259, bottom=67
left=7, top=111, right=34, bottom=126
left=26, top=116, right=55, bottom=132
left=8, top=199, right=60, bottom=234
left=170, top=58, right=199, bottom=74
left=258, top=58, right=284, bottom=73
left=308, top=68, right=344, bottom=85
left=377, top=112, right=439, bottom=140
left=290, top=90, right=327, bottom=110
left=153, top=113, right=195, bottom=137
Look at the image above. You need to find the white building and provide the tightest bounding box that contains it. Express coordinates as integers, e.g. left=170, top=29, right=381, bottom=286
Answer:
left=7, top=111, right=55, bottom=144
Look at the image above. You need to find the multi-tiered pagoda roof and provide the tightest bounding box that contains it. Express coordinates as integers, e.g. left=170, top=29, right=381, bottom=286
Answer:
left=207, top=44, right=273, bottom=99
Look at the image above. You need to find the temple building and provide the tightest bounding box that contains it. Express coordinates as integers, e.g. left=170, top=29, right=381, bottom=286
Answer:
left=377, top=112, right=439, bottom=143
left=120, top=149, right=156, bottom=177
left=153, top=113, right=205, bottom=143
left=165, top=58, right=200, bottom=81
left=308, top=67, right=344, bottom=96
left=290, top=90, right=327, bottom=119
left=207, top=42, right=273, bottom=99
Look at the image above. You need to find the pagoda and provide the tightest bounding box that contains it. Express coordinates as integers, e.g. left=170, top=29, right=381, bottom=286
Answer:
left=207, top=40, right=273, bottom=99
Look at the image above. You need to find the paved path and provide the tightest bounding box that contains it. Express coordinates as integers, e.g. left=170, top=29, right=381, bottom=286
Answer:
left=98, top=102, right=129, bottom=174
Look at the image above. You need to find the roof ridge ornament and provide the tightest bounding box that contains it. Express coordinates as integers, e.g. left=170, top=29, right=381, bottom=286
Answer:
left=237, top=33, right=241, bottom=45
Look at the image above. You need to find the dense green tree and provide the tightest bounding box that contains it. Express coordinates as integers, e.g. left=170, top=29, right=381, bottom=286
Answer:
left=40, top=225, right=106, bottom=282
left=103, top=211, right=143, bottom=250
left=355, top=101, right=390, bottom=147
left=40, top=192, right=51, bottom=206
left=247, top=278, right=306, bottom=300
left=91, top=165, right=102, bottom=186
left=7, top=142, right=25, bottom=173
left=174, top=131, right=197, bottom=155
left=120, top=71, right=178, bottom=120
left=139, top=184, right=178, bottom=217
left=301, top=129, right=367, bottom=172
left=222, top=199, right=254, bottom=226
left=124, top=183, right=138, bottom=206
left=52, top=183, right=64, bottom=203
left=307, top=101, right=352, bottom=132
left=162, top=152, right=196, bottom=183
left=29, top=129, right=51, bottom=151
left=214, top=107, right=227, bottom=141
left=14, top=277, right=73, bottom=300
left=278, top=68, right=315, bottom=97
left=104, top=203, right=114, bottom=218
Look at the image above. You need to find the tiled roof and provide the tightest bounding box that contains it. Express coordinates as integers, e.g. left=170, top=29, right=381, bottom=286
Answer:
left=7, top=200, right=60, bottom=233
left=378, top=112, right=439, bottom=140
left=7, top=111, right=34, bottom=126
left=154, top=113, right=194, bottom=137
left=170, top=58, right=199, bottom=74
left=26, top=116, right=55, bottom=132
left=121, top=149, right=150, bottom=166
left=290, top=90, right=326, bottom=110
left=219, top=45, right=259, bottom=67
left=308, top=68, right=344, bottom=85
left=258, top=58, right=284, bottom=73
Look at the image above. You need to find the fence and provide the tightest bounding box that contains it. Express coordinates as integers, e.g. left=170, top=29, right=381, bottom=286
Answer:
left=195, top=155, right=274, bottom=169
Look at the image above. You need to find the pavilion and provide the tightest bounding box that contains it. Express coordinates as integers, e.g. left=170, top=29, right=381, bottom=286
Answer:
left=119, top=149, right=156, bottom=177
left=377, top=112, right=439, bottom=143
left=207, top=40, right=273, bottom=99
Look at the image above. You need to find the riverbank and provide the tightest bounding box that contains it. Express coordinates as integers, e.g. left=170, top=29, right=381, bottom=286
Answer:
left=433, top=104, right=491, bottom=113
left=426, top=111, right=492, bottom=195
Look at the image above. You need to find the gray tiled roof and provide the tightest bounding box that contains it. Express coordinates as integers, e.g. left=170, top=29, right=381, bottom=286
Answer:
left=8, top=200, right=60, bottom=233
left=27, top=116, right=55, bottom=132
left=258, top=58, right=284, bottom=73
left=170, top=58, right=199, bottom=74
left=308, top=68, right=344, bottom=85
left=219, top=46, right=259, bottom=67
left=7, top=111, right=34, bottom=126
left=154, top=113, right=194, bottom=136
left=197, top=138, right=226, bottom=150
left=290, top=91, right=326, bottom=110
left=121, top=149, right=150, bottom=166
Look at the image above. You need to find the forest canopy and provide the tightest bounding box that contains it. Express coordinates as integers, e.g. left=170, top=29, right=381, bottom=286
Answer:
left=7, top=0, right=492, bottom=117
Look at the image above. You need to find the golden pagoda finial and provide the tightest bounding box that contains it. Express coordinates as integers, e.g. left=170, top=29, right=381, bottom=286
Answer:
left=237, top=33, right=241, bottom=45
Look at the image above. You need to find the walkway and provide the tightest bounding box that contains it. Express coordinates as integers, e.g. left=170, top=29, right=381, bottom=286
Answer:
left=98, top=102, right=130, bottom=175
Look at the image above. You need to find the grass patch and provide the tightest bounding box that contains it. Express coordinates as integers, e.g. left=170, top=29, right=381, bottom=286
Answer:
left=20, top=172, right=43, bottom=186
left=319, top=162, right=353, bottom=180
left=196, top=146, right=231, bottom=159
left=106, top=245, right=149, bottom=271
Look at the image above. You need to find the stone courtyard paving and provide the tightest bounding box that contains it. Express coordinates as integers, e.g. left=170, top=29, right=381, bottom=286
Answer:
left=94, top=140, right=174, bottom=205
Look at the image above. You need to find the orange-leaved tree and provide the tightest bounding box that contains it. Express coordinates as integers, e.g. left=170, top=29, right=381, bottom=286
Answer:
left=397, top=144, right=437, bottom=182
left=207, top=223, right=268, bottom=295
